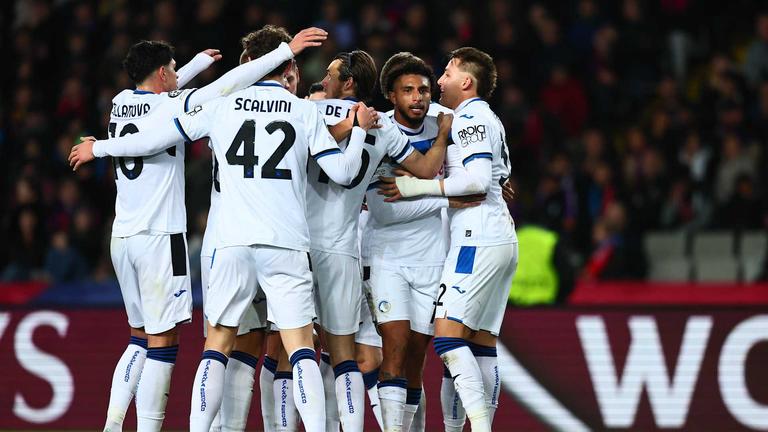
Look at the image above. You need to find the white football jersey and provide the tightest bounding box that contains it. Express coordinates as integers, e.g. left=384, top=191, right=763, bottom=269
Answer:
left=363, top=113, right=447, bottom=266
left=108, top=88, right=197, bottom=237
left=176, top=81, right=345, bottom=252
left=446, top=97, right=517, bottom=246
left=200, top=147, right=221, bottom=258
left=307, top=98, right=414, bottom=258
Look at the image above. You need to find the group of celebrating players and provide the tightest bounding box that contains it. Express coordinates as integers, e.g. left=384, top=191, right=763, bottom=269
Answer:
left=69, top=22, right=517, bottom=432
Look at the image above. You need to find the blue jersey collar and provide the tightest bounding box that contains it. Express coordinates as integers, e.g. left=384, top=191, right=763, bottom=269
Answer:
left=253, top=80, right=284, bottom=88
left=455, top=97, right=483, bottom=114
left=133, top=89, right=154, bottom=95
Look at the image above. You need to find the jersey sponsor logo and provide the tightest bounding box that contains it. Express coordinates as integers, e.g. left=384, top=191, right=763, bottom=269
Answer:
left=168, top=89, right=183, bottom=98
left=457, top=124, right=486, bottom=147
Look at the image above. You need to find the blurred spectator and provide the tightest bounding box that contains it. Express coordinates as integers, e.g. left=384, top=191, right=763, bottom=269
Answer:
left=715, top=134, right=757, bottom=204
left=716, top=174, right=765, bottom=230
left=539, top=64, right=589, bottom=137
left=744, top=13, right=768, bottom=89
left=581, top=202, right=633, bottom=280
left=45, top=230, right=88, bottom=282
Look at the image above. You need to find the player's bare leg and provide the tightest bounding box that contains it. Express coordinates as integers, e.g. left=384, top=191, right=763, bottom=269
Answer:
left=135, top=326, right=180, bottom=432
left=273, top=337, right=299, bottom=431
left=433, top=318, right=491, bottom=432
left=356, top=342, right=384, bottom=431
left=104, top=327, right=148, bottom=432
left=402, top=331, right=431, bottom=432
left=377, top=320, right=410, bottom=431
left=279, top=324, right=327, bottom=432
left=190, top=323, right=237, bottom=432
left=467, top=330, right=500, bottom=425
left=216, top=330, right=264, bottom=431
left=324, top=331, right=366, bottom=432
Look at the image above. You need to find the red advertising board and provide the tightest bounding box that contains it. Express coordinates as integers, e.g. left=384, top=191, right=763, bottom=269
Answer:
left=1, top=307, right=766, bottom=430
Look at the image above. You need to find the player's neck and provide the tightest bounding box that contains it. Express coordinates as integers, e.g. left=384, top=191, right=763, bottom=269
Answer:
left=136, top=80, right=165, bottom=95
left=393, top=111, right=423, bottom=131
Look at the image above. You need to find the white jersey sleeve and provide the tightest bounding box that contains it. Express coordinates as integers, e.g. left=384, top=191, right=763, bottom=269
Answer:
left=175, top=52, right=215, bottom=88
left=185, top=42, right=293, bottom=110
left=367, top=195, right=448, bottom=225
left=380, top=116, right=413, bottom=163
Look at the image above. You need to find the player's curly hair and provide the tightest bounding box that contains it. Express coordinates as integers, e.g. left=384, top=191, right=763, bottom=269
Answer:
left=122, top=40, right=175, bottom=85
left=448, top=47, right=497, bottom=99
left=241, top=25, right=293, bottom=78
left=333, top=50, right=377, bottom=102
left=379, top=52, right=435, bottom=96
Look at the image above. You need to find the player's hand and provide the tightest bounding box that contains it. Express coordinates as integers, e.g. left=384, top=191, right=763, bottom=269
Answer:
left=289, top=27, right=328, bottom=55
left=502, top=179, right=515, bottom=204
left=437, top=112, right=453, bottom=137
left=69, top=136, right=96, bottom=171
left=201, top=49, right=222, bottom=62
left=377, top=176, right=406, bottom=202
left=449, top=194, right=485, bottom=209
left=353, top=102, right=379, bottom=131
left=392, top=167, right=414, bottom=178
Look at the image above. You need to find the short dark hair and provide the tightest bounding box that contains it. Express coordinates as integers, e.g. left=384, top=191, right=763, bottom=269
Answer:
left=448, top=47, right=497, bottom=99
left=379, top=52, right=435, bottom=96
left=308, top=82, right=325, bottom=95
left=123, top=40, right=175, bottom=85
left=241, top=25, right=292, bottom=78
left=334, top=50, right=377, bottom=102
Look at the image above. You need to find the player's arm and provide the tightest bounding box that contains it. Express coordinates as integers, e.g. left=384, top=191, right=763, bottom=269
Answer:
left=378, top=116, right=493, bottom=201
left=176, top=49, right=222, bottom=88
left=69, top=103, right=216, bottom=170
left=396, top=112, right=452, bottom=179
left=184, top=28, right=327, bottom=109
left=311, top=103, right=377, bottom=185
left=367, top=189, right=483, bottom=225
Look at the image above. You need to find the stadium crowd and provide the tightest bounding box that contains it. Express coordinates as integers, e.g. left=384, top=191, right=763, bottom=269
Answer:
left=2, top=0, right=767, bottom=285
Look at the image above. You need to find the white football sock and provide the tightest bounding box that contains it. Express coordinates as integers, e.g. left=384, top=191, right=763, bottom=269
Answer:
left=402, top=387, right=421, bottom=432
left=320, top=353, right=340, bottom=432
left=135, top=345, right=177, bottom=432
left=441, top=369, right=466, bottom=432
left=411, top=387, right=426, bottom=432
left=220, top=351, right=257, bottom=431
left=104, top=337, right=146, bottom=432
left=189, top=350, right=227, bottom=432
left=260, top=356, right=277, bottom=432
left=472, top=344, right=500, bottom=426
left=333, top=360, right=365, bottom=432
left=363, top=368, right=383, bottom=430
left=289, top=348, right=326, bottom=432
left=434, top=338, right=490, bottom=432
left=273, top=372, right=299, bottom=432
left=378, top=378, right=407, bottom=432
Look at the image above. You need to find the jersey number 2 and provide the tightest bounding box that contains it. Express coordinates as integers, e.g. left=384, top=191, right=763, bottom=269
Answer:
left=226, top=120, right=294, bottom=180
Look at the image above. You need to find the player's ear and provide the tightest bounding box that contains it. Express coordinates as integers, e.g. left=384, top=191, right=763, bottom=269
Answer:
left=387, top=91, right=396, bottom=104
left=461, top=75, right=473, bottom=92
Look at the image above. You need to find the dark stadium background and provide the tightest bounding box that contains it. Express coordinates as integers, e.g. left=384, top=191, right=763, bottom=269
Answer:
left=1, top=0, right=767, bottom=430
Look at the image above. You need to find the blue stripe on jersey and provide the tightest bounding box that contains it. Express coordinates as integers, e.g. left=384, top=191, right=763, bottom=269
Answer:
left=367, top=180, right=381, bottom=191
left=183, top=88, right=199, bottom=112
left=392, top=143, right=412, bottom=162
left=133, top=89, right=153, bottom=95
left=174, top=118, right=193, bottom=143
left=253, top=81, right=284, bottom=87
left=462, top=152, right=492, bottom=166
left=399, top=125, right=425, bottom=136
left=410, top=138, right=435, bottom=154
left=343, top=96, right=360, bottom=102
left=312, top=148, right=342, bottom=160
left=455, top=246, right=476, bottom=274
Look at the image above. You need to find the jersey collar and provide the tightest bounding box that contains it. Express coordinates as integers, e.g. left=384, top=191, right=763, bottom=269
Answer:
left=395, top=121, right=424, bottom=136
left=253, top=80, right=285, bottom=88
left=342, top=96, right=359, bottom=102
left=454, top=97, right=483, bottom=114
left=133, top=89, right=154, bottom=95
